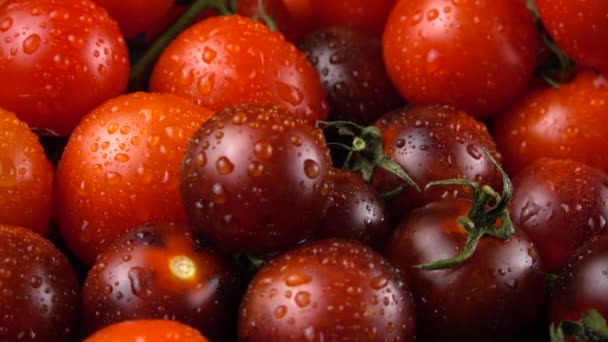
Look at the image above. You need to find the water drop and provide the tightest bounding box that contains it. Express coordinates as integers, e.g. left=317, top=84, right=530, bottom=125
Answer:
left=370, top=275, right=389, bottom=290
left=216, top=156, right=234, bottom=175
left=202, top=46, right=217, bottom=63
left=295, top=291, right=311, bottom=308
left=254, top=140, right=273, bottom=159
left=197, top=73, right=216, bottom=95
left=284, top=272, right=312, bottom=286
left=304, top=159, right=319, bottom=178
left=114, top=153, right=129, bottom=163
left=274, top=305, right=287, bottom=319
left=0, top=17, right=12, bottom=32
left=22, top=34, right=40, bottom=54
left=248, top=161, right=264, bottom=177
left=128, top=267, right=153, bottom=299
left=275, top=81, right=304, bottom=106
left=211, top=183, right=227, bottom=204
left=427, top=8, right=439, bottom=21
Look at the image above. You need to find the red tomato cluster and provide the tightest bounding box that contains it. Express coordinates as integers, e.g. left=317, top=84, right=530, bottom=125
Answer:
left=1, top=0, right=608, bottom=340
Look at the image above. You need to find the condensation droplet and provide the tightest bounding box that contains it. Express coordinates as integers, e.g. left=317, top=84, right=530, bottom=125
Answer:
left=216, top=156, right=234, bottom=175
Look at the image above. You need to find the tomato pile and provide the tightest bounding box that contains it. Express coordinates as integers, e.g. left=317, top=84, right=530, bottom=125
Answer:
left=1, top=0, right=608, bottom=341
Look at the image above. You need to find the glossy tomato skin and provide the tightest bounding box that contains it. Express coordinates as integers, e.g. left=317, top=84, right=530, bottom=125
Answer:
left=91, top=0, right=173, bottom=39
left=383, top=0, right=540, bottom=118
left=238, top=239, right=417, bottom=341
left=0, top=109, right=53, bottom=235
left=83, top=222, right=239, bottom=341
left=510, top=158, right=608, bottom=274
left=385, top=200, right=546, bottom=341
left=0, top=0, right=129, bottom=136
left=0, top=224, right=80, bottom=342
left=313, top=169, right=391, bottom=250
left=180, top=104, right=333, bottom=255
left=536, top=0, right=608, bottom=75
left=54, top=92, right=214, bottom=265
left=298, top=26, right=404, bottom=125
left=493, top=70, right=608, bottom=176
left=84, top=319, right=209, bottom=342
left=371, top=105, right=502, bottom=219
left=150, top=15, right=328, bottom=125
left=549, top=235, right=608, bottom=329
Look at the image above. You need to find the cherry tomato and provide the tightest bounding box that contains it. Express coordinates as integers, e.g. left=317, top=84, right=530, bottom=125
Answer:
left=0, top=108, right=53, bottom=235
left=91, top=0, right=174, bottom=39
left=549, top=234, right=608, bottom=333
left=382, top=0, right=540, bottom=118
left=493, top=69, right=608, bottom=175
left=84, top=319, right=209, bottom=342
left=510, top=158, right=608, bottom=274
left=0, top=0, right=129, bottom=136
left=238, top=239, right=417, bottom=341
left=149, top=15, right=328, bottom=125
left=180, top=104, right=333, bottom=255
left=54, top=92, right=214, bottom=265
left=0, top=224, right=80, bottom=341
left=82, top=222, right=239, bottom=341
left=298, top=26, right=404, bottom=125
left=536, top=0, right=608, bottom=75
left=371, top=104, right=502, bottom=219
left=385, top=199, right=546, bottom=341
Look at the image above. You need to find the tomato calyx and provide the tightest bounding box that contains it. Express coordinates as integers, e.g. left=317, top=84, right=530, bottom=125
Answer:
left=416, top=149, right=514, bottom=270
left=317, top=120, right=419, bottom=194
left=550, top=310, right=608, bottom=342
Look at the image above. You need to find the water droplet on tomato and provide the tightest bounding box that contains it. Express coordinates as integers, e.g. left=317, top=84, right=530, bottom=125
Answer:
left=195, top=151, right=207, bottom=167
left=202, top=46, right=217, bottom=63
left=295, top=291, right=311, bottom=308
left=22, top=34, right=40, bottom=54
left=275, top=81, right=304, bottom=106
left=248, top=161, right=264, bottom=177
left=0, top=17, right=12, bottom=32
left=128, top=267, right=153, bottom=299
left=98, top=64, right=107, bottom=75
left=216, top=156, right=234, bottom=175
left=102, top=284, right=113, bottom=295
left=284, top=272, right=312, bottom=286
left=254, top=140, right=273, bottom=159
left=114, top=153, right=129, bottom=163
left=105, top=171, right=122, bottom=184
left=427, top=8, right=439, bottom=21
left=197, top=73, right=215, bottom=95
left=29, top=275, right=43, bottom=289
left=107, top=123, right=119, bottom=134
left=211, top=183, right=227, bottom=204
left=274, top=305, right=287, bottom=319
left=304, top=159, right=320, bottom=179
left=370, top=275, right=389, bottom=290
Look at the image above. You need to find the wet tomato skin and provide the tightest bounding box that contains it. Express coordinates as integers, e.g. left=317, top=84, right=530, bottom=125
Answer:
left=385, top=199, right=546, bottom=342
left=510, top=158, right=608, bottom=274
left=54, top=92, right=215, bottom=265
left=0, top=224, right=80, bottom=342
left=0, top=0, right=129, bottom=136
left=84, top=319, right=210, bottom=342
left=180, top=104, right=333, bottom=255
left=0, top=109, right=53, bottom=235
left=549, top=234, right=608, bottom=328
left=371, top=105, right=502, bottom=219
left=238, top=239, right=417, bottom=341
left=82, top=222, right=240, bottom=341
left=150, top=15, right=328, bottom=125
left=493, top=70, right=608, bottom=176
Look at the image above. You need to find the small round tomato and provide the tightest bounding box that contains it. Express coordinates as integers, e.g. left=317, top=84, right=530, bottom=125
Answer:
left=238, top=239, right=417, bottom=341
left=371, top=104, right=502, bottom=219
left=382, top=0, right=540, bottom=118
left=0, top=224, right=80, bottom=341
left=385, top=199, right=546, bottom=342
left=84, top=319, right=209, bottom=342
left=83, top=222, right=239, bottom=341
left=180, top=104, right=332, bottom=255
left=0, top=108, right=53, bottom=235
left=536, top=0, right=608, bottom=75
left=493, top=69, right=608, bottom=175
left=0, top=0, right=129, bottom=136
left=510, top=158, right=608, bottom=274
left=549, top=234, right=608, bottom=333
left=54, top=92, right=214, bottom=265
left=298, top=26, right=404, bottom=125
left=150, top=15, right=328, bottom=125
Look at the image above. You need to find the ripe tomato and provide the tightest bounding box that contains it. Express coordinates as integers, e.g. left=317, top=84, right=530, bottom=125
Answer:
left=0, top=0, right=129, bottom=136
left=0, top=224, right=80, bottom=341
left=82, top=222, right=239, bottom=341
left=382, top=0, right=540, bottom=118
left=492, top=69, right=608, bottom=175
left=54, top=92, right=214, bottom=265
left=180, top=104, right=332, bottom=255
left=238, top=239, right=417, bottom=341
left=91, top=0, right=173, bottom=39
left=84, top=319, right=209, bottom=342
left=385, top=199, right=546, bottom=341
left=536, top=0, right=608, bottom=75
left=371, top=104, right=502, bottom=219
left=510, top=158, right=608, bottom=274
left=0, top=108, right=53, bottom=235
left=150, top=15, right=328, bottom=125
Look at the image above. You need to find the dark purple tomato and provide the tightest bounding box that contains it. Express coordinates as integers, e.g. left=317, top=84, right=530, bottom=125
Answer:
left=0, top=224, right=80, bottom=341
left=371, top=104, right=502, bottom=219
left=238, top=239, right=417, bottom=341
left=313, top=168, right=391, bottom=250
left=298, top=26, right=404, bottom=125
left=510, top=158, right=608, bottom=274
left=180, top=104, right=333, bottom=255
left=82, top=222, right=239, bottom=341
left=385, top=199, right=546, bottom=342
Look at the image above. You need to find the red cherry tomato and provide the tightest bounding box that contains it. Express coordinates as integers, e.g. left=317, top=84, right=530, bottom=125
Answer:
left=54, top=92, right=214, bottom=265
left=0, top=0, right=129, bottom=136
left=91, top=0, right=174, bottom=39
left=382, top=0, right=540, bottom=118
left=0, top=108, right=53, bottom=235
left=84, top=319, right=209, bottom=342
left=149, top=15, right=328, bottom=125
